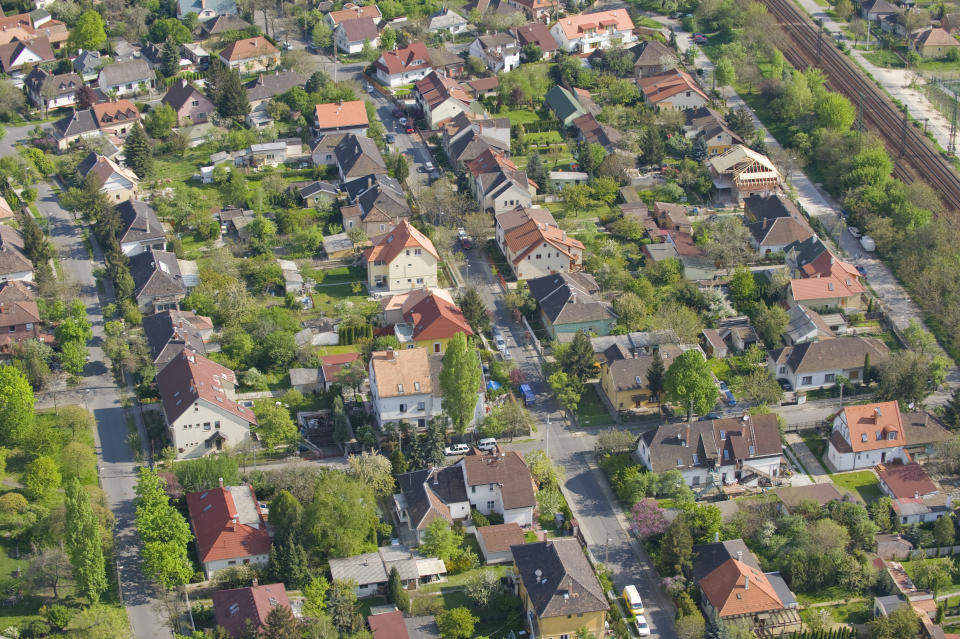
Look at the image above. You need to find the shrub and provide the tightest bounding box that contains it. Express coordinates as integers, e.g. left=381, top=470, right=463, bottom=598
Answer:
left=0, top=493, right=27, bottom=513
left=471, top=509, right=489, bottom=527
left=410, top=595, right=445, bottom=616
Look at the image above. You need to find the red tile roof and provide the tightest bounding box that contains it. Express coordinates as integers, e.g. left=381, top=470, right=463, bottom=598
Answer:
left=327, top=3, right=381, bottom=25
left=415, top=71, right=471, bottom=110
left=320, top=351, right=362, bottom=382
left=639, top=69, right=710, bottom=105
left=92, top=99, right=141, bottom=127
left=219, top=36, right=278, bottom=62
left=699, top=558, right=783, bottom=616
left=476, top=522, right=525, bottom=553
left=503, top=216, right=584, bottom=265
left=840, top=401, right=905, bottom=452
left=368, top=611, right=410, bottom=639
left=374, top=42, right=431, bottom=76
left=314, top=99, right=369, bottom=129
left=365, top=219, right=439, bottom=266
left=555, top=9, right=634, bottom=40
left=156, top=350, right=256, bottom=425
left=403, top=292, right=473, bottom=341
left=877, top=462, right=937, bottom=500
left=186, top=486, right=271, bottom=564
left=213, top=583, right=290, bottom=639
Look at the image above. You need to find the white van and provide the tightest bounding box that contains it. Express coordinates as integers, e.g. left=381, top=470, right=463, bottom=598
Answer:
left=623, top=585, right=644, bottom=616
left=478, top=438, right=497, bottom=451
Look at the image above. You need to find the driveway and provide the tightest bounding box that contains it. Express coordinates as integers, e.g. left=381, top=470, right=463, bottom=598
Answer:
left=783, top=433, right=832, bottom=484
left=35, top=182, right=172, bottom=639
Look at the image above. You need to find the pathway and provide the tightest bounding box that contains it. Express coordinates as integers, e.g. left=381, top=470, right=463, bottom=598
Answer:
left=783, top=432, right=833, bottom=483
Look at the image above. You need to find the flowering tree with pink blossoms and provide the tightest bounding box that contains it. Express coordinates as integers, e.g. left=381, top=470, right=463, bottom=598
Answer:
left=630, top=498, right=668, bottom=539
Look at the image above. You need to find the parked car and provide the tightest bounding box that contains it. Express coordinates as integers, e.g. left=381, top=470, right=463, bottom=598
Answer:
left=458, top=227, right=473, bottom=249
left=444, top=444, right=470, bottom=456
left=848, top=226, right=862, bottom=238
left=392, top=108, right=404, bottom=118
left=632, top=616, right=651, bottom=637
left=718, top=381, right=737, bottom=406
left=398, top=117, right=408, bottom=125
left=623, top=586, right=644, bottom=616
left=424, top=161, right=435, bottom=172
left=405, top=126, right=414, bottom=133
left=860, top=235, right=876, bottom=252
left=478, top=438, right=497, bottom=451
left=385, top=134, right=395, bottom=144
left=856, top=265, right=867, bottom=277
left=698, top=412, right=722, bottom=421
left=693, top=33, right=708, bottom=43
left=777, top=378, right=793, bottom=391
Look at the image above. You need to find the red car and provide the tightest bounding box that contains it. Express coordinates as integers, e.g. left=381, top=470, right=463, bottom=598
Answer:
left=405, top=126, right=414, bottom=133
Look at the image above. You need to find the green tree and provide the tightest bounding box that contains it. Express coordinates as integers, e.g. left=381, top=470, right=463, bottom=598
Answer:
left=328, top=579, right=361, bottom=634
left=65, top=604, right=130, bottom=639
left=456, top=288, right=490, bottom=334
left=253, top=402, right=299, bottom=449
left=0, top=365, right=34, bottom=444
left=134, top=468, right=193, bottom=589
left=305, top=471, right=378, bottom=557
left=714, top=57, right=735, bottom=93
left=160, top=41, right=180, bottom=77
left=943, top=387, right=960, bottom=429
left=664, top=350, right=718, bottom=420
left=141, top=541, right=194, bottom=589
left=347, top=451, right=395, bottom=498
left=420, top=519, right=462, bottom=561
left=145, top=103, right=177, bottom=139
left=379, top=26, right=396, bottom=50
left=394, top=153, right=409, bottom=182
left=558, top=331, right=596, bottom=382
left=868, top=601, right=920, bottom=639
left=753, top=302, right=788, bottom=349
left=268, top=490, right=303, bottom=544
left=934, top=514, right=955, bottom=547
left=217, top=68, right=250, bottom=119
left=436, top=607, right=478, bottom=639
left=124, top=123, right=152, bottom=178
left=268, top=538, right=310, bottom=589
left=728, top=265, right=756, bottom=313
left=332, top=396, right=351, bottom=445
left=439, top=332, right=482, bottom=434
left=261, top=605, right=299, bottom=639
left=68, top=10, right=107, bottom=52
left=312, top=22, right=333, bottom=49
left=387, top=566, right=410, bottom=611
left=60, top=441, right=97, bottom=485
left=65, top=478, right=107, bottom=603
left=676, top=609, right=707, bottom=639
left=647, top=349, right=666, bottom=406
left=25, top=455, right=60, bottom=499
left=549, top=371, right=582, bottom=412
left=302, top=576, right=330, bottom=618
left=814, top=92, right=856, bottom=132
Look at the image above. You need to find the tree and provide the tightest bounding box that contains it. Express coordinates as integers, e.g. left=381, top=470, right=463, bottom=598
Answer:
left=436, top=607, right=478, bottom=639
left=944, top=387, right=960, bottom=429
left=647, top=349, right=666, bottom=407
left=630, top=498, right=669, bottom=539
left=457, top=288, right=490, bottom=334
left=558, top=331, right=596, bottom=382
left=253, top=403, right=299, bottom=449
left=868, top=601, right=920, bottom=639
left=68, top=10, right=107, bottom=52
left=549, top=371, right=582, bottom=412
left=14, top=339, right=53, bottom=390
left=217, top=68, right=250, bottom=119
left=269, top=538, right=310, bottom=589
left=124, top=124, right=152, bottom=178
left=850, top=17, right=868, bottom=46
left=714, top=57, right=735, bottom=96
left=815, top=92, right=856, bottom=132
left=439, top=332, right=482, bottom=435
left=25, top=455, right=60, bottom=499
left=386, top=566, right=410, bottom=611
left=347, top=451, right=395, bottom=497
left=145, top=103, right=177, bottom=139
left=379, top=26, right=396, bottom=51
left=739, top=369, right=784, bottom=406
left=421, top=519, right=462, bottom=561
left=526, top=449, right=562, bottom=488
left=464, top=569, right=499, bottom=606
left=160, top=41, right=180, bottom=77
left=261, top=605, right=299, bottom=639
left=268, top=490, right=302, bottom=543
left=0, top=365, right=34, bottom=445
left=394, top=153, right=409, bottom=182
left=726, top=106, right=755, bottom=142
left=664, top=350, right=718, bottom=420
left=305, top=471, right=378, bottom=557
left=65, top=479, right=107, bottom=603
left=753, top=302, right=788, bottom=349
left=60, top=441, right=97, bottom=485
left=328, top=580, right=361, bottom=634
left=521, top=43, right=542, bottom=62
left=879, top=348, right=948, bottom=407
left=660, top=515, right=694, bottom=574
left=676, top=610, right=707, bottom=639
left=64, top=604, right=129, bottom=639
left=312, top=22, right=333, bottom=49
left=302, top=576, right=330, bottom=618
left=728, top=265, right=757, bottom=313
left=934, top=514, right=955, bottom=547
left=596, top=428, right=636, bottom=455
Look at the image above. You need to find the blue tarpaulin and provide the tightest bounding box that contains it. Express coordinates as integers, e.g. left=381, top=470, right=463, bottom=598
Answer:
left=486, top=380, right=502, bottom=390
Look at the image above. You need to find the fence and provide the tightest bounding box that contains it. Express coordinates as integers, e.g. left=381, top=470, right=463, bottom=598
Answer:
left=520, top=315, right=544, bottom=358
left=784, top=420, right=827, bottom=433
left=907, top=545, right=960, bottom=559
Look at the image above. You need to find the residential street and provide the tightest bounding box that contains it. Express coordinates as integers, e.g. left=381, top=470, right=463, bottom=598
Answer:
left=35, top=182, right=172, bottom=639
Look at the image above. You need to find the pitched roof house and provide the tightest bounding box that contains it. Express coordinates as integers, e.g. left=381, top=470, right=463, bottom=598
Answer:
left=512, top=539, right=609, bottom=639
left=636, top=413, right=784, bottom=488
left=394, top=466, right=471, bottom=542
left=129, top=248, right=189, bottom=312
left=0, top=282, right=41, bottom=358
left=708, top=145, right=782, bottom=201
left=683, top=106, right=742, bottom=156
left=342, top=174, right=411, bottom=237
left=768, top=336, right=888, bottom=392
left=218, top=36, right=279, bottom=72
left=458, top=449, right=536, bottom=526
left=77, top=153, right=139, bottom=202
left=876, top=463, right=938, bottom=501
left=374, top=42, right=432, bottom=88
left=186, top=484, right=270, bottom=578
left=428, top=8, right=468, bottom=34
left=98, top=60, right=154, bottom=96
left=396, top=290, right=473, bottom=354
left=544, top=86, right=586, bottom=126
left=526, top=272, right=615, bottom=340
left=157, top=351, right=256, bottom=460
left=335, top=133, right=387, bottom=181
left=494, top=205, right=582, bottom=280
left=200, top=13, right=250, bottom=37
left=212, top=583, right=290, bottom=639
left=629, top=38, right=677, bottom=77
left=142, top=309, right=211, bottom=370
left=466, top=149, right=536, bottom=214
left=24, top=67, right=79, bottom=110
left=334, top=17, right=379, bottom=55
left=54, top=101, right=142, bottom=150
left=599, top=345, right=683, bottom=413
left=475, top=523, right=525, bottom=564
left=116, top=200, right=166, bottom=256
left=0, top=35, right=54, bottom=74
left=161, top=79, right=214, bottom=125
left=314, top=99, right=369, bottom=136
left=467, top=33, right=521, bottom=72
left=329, top=546, right=447, bottom=598
left=73, top=49, right=101, bottom=79
left=325, top=3, right=381, bottom=27
left=414, top=72, right=481, bottom=128
left=0, top=227, right=33, bottom=283
left=572, top=112, right=622, bottom=153
left=826, top=401, right=909, bottom=471
left=639, top=68, right=709, bottom=110
left=442, top=112, right=511, bottom=168
left=900, top=411, right=953, bottom=461
left=549, top=8, right=636, bottom=52
left=748, top=216, right=813, bottom=254
left=366, top=220, right=439, bottom=293
left=178, top=0, right=236, bottom=20
left=504, top=0, right=558, bottom=20
left=782, top=304, right=835, bottom=345
left=511, top=22, right=558, bottom=54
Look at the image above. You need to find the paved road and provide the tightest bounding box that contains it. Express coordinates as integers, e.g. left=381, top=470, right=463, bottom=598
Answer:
left=459, top=249, right=679, bottom=639
left=35, top=182, right=171, bottom=639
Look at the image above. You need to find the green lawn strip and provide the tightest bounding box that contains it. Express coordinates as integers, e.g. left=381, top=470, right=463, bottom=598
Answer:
left=436, top=590, right=525, bottom=638
left=523, top=131, right=563, bottom=144
left=796, top=586, right=864, bottom=605
left=831, top=470, right=883, bottom=503
left=419, top=565, right=512, bottom=593
left=800, top=430, right=827, bottom=463
left=901, top=559, right=960, bottom=596
left=635, top=16, right=666, bottom=28
left=494, top=109, right=541, bottom=125
left=800, top=600, right=870, bottom=624
left=576, top=385, right=614, bottom=427
left=313, top=344, right=363, bottom=356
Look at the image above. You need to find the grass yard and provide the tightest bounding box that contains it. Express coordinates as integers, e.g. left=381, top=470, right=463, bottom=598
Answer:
left=801, top=431, right=827, bottom=464
left=494, top=109, right=541, bottom=125
left=313, top=344, right=362, bottom=356
left=314, top=265, right=366, bottom=285
left=831, top=470, right=883, bottom=502
left=436, top=589, right=526, bottom=638
left=358, top=596, right=386, bottom=619
left=543, top=201, right=614, bottom=221
left=800, top=600, right=871, bottom=625
left=796, top=586, right=865, bottom=605
left=524, top=131, right=563, bottom=145
left=635, top=16, right=666, bottom=28
left=419, top=564, right=512, bottom=593
left=576, top=386, right=614, bottom=427
left=863, top=49, right=906, bottom=68
left=901, top=558, right=960, bottom=596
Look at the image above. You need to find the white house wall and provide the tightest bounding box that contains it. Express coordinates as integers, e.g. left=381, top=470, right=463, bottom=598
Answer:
left=203, top=553, right=269, bottom=579
left=167, top=398, right=252, bottom=459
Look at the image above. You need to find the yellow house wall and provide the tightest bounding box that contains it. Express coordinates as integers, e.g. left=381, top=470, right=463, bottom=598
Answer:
left=517, top=573, right=607, bottom=639
left=414, top=336, right=452, bottom=354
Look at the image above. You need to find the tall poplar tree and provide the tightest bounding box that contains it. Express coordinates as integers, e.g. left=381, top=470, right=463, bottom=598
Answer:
left=65, top=478, right=107, bottom=603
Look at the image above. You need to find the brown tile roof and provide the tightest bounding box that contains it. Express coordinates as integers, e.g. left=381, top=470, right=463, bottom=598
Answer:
left=186, top=486, right=271, bottom=564
left=554, top=9, right=633, bottom=41
left=314, top=99, right=368, bottom=129
left=501, top=213, right=584, bottom=264
left=403, top=291, right=473, bottom=341
left=338, top=16, right=379, bottom=43
left=476, top=523, right=525, bottom=553
left=368, top=610, right=410, bottom=639
left=0, top=280, right=36, bottom=304
left=839, top=401, right=905, bottom=453
left=156, top=350, right=256, bottom=425
left=374, top=42, right=431, bottom=76
left=876, top=462, right=937, bottom=500
left=415, top=72, right=471, bottom=110
left=91, top=99, right=141, bottom=127
left=219, top=36, right=278, bottom=62
left=213, top=583, right=290, bottom=639
left=901, top=411, right=953, bottom=447
left=0, top=298, right=39, bottom=329
left=370, top=347, right=433, bottom=398
left=460, top=450, right=535, bottom=510
left=0, top=35, right=53, bottom=70
left=512, top=539, right=608, bottom=618
left=638, top=68, right=709, bottom=104
left=327, top=3, right=381, bottom=24
left=915, top=27, right=958, bottom=47
left=365, top=219, right=439, bottom=266
left=774, top=483, right=843, bottom=511
left=511, top=22, right=558, bottom=52
left=699, top=558, right=783, bottom=616
left=749, top=216, right=813, bottom=247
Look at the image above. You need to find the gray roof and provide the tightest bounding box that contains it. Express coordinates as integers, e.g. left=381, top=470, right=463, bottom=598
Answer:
left=117, top=200, right=164, bottom=245
left=179, top=0, right=236, bottom=19
left=245, top=70, right=307, bottom=102
left=396, top=466, right=468, bottom=530
left=769, top=336, right=889, bottom=374
left=329, top=546, right=446, bottom=588
left=429, top=9, right=467, bottom=30
left=589, top=330, right=679, bottom=357
left=129, top=249, right=186, bottom=300
left=404, top=616, right=442, bottom=639
left=691, top=539, right=760, bottom=582
left=511, top=539, right=608, bottom=618
left=875, top=595, right=907, bottom=616
left=295, top=180, right=338, bottom=199
left=744, top=193, right=801, bottom=222
left=55, top=109, right=99, bottom=139
left=329, top=550, right=388, bottom=586
left=336, top=134, right=387, bottom=180
left=289, top=368, right=321, bottom=386
left=526, top=272, right=615, bottom=326
left=323, top=233, right=354, bottom=255
left=201, top=13, right=250, bottom=36
left=766, top=572, right=797, bottom=608
left=357, top=176, right=409, bottom=218
left=142, top=309, right=207, bottom=368
left=98, top=60, right=152, bottom=88
left=74, top=50, right=102, bottom=74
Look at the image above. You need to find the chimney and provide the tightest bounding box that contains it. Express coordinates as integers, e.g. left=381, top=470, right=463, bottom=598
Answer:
left=744, top=576, right=749, bottom=590
left=252, top=578, right=258, bottom=587
left=915, top=491, right=919, bottom=499
left=714, top=531, right=720, bottom=542
left=219, top=477, right=223, bottom=487
left=386, top=347, right=395, bottom=360
left=737, top=550, right=743, bottom=561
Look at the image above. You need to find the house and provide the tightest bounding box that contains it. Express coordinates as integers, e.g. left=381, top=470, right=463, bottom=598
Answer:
left=414, top=72, right=481, bottom=129
left=913, top=26, right=959, bottom=57
left=428, top=8, right=468, bottom=34
left=638, top=68, right=709, bottom=110
left=0, top=36, right=54, bottom=76
left=246, top=70, right=307, bottom=128
left=787, top=270, right=866, bottom=312
left=288, top=368, right=322, bottom=394
left=715, top=317, right=759, bottom=354
left=325, top=3, right=381, bottom=28
left=342, top=175, right=410, bottom=236
left=774, top=483, right=843, bottom=514
left=212, top=583, right=290, bottom=639
left=590, top=331, right=681, bottom=361
left=369, top=347, right=438, bottom=428
left=185, top=483, right=269, bottom=578
left=77, top=153, right=139, bottom=202
left=572, top=113, right=622, bottom=153
left=876, top=534, right=914, bottom=560
left=599, top=345, right=682, bottom=412
left=161, top=79, right=214, bottom=125
left=495, top=206, right=582, bottom=280
left=130, top=249, right=189, bottom=312
left=217, top=207, right=255, bottom=238
left=292, top=180, right=338, bottom=206
left=466, top=149, right=536, bottom=214
left=374, top=42, right=432, bottom=88
left=544, top=86, right=586, bottom=126
left=782, top=304, right=835, bottom=345
left=748, top=217, right=813, bottom=254
left=380, top=288, right=453, bottom=324
left=335, top=133, right=387, bottom=181
left=744, top=193, right=801, bottom=222
left=311, top=133, right=347, bottom=166
left=318, top=352, right=363, bottom=391
left=24, top=67, right=79, bottom=110
left=427, top=46, right=465, bottom=78
left=142, top=309, right=211, bottom=370
left=365, top=220, right=439, bottom=293
left=768, top=336, right=889, bottom=391
left=92, top=100, right=142, bottom=139
left=505, top=0, right=558, bottom=20
left=702, top=328, right=728, bottom=358
left=547, top=171, right=589, bottom=190
left=458, top=449, right=536, bottom=525
left=394, top=466, right=471, bottom=543
left=52, top=109, right=99, bottom=150
left=116, top=200, right=165, bottom=256
left=0, top=227, right=33, bottom=283
left=512, top=22, right=559, bottom=55
left=512, top=539, right=609, bottom=639
left=218, top=36, right=279, bottom=72
left=635, top=413, right=784, bottom=488
left=395, top=290, right=473, bottom=354
left=629, top=38, right=676, bottom=77
left=181, top=43, right=210, bottom=70
left=683, top=106, right=743, bottom=156
left=826, top=401, right=909, bottom=471
left=369, top=611, right=442, bottom=639
left=177, top=0, right=236, bottom=20
left=234, top=138, right=305, bottom=169
left=334, top=17, right=379, bottom=55
left=73, top=49, right=101, bottom=80
left=708, top=145, right=782, bottom=201
left=468, top=33, right=521, bottom=72
left=901, top=411, right=952, bottom=461
left=550, top=8, right=636, bottom=52
left=526, top=272, right=614, bottom=340
left=653, top=201, right=692, bottom=233
left=98, top=60, right=154, bottom=96
left=323, top=233, right=355, bottom=259
left=111, top=39, right=140, bottom=62
left=314, top=100, right=368, bottom=137
left=442, top=112, right=511, bottom=169
left=861, top=0, right=900, bottom=22
left=476, top=523, right=525, bottom=564
left=892, top=493, right=955, bottom=525
left=200, top=13, right=251, bottom=38
left=0, top=287, right=41, bottom=358
left=692, top=539, right=801, bottom=634
left=877, top=462, right=938, bottom=501
left=330, top=546, right=447, bottom=598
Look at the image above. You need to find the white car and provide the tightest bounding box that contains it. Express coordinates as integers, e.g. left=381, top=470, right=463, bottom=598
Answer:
left=478, top=438, right=497, bottom=451
left=494, top=335, right=506, bottom=350
left=399, top=117, right=408, bottom=125
left=848, top=226, right=862, bottom=238
left=632, top=616, right=651, bottom=636
left=424, top=161, right=435, bottom=172
left=444, top=444, right=470, bottom=456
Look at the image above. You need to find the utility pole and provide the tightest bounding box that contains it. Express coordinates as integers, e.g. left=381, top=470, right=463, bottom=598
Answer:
left=950, top=84, right=958, bottom=157
left=898, top=106, right=909, bottom=158
left=816, top=18, right=824, bottom=66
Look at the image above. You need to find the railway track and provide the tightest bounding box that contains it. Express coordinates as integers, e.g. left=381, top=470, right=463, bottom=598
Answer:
left=760, top=0, right=960, bottom=211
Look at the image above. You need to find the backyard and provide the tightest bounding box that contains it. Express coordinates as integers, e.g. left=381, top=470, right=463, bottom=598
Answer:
left=831, top=470, right=883, bottom=503
left=576, top=385, right=615, bottom=427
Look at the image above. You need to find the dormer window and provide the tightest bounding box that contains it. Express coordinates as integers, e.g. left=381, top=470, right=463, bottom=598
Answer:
left=414, top=381, right=421, bottom=392
left=876, top=431, right=882, bottom=440
left=677, top=458, right=683, bottom=467
left=861, top=433, right=868, bottom=442
left=888, top=432, right=896, bottom=440
left=692, top=454, right=699, bottom=464
left=397, top=384, right=404, bottom=393
left=720, top=430, right=726, bottom=440
left=723, top=450, right=730, bottom=460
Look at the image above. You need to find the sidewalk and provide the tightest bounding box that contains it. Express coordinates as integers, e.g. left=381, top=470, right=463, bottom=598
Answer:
left=783, top=432, right=833, bottom=483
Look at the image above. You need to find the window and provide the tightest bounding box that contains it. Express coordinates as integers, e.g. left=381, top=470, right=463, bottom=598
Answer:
left=417, top=418, right=426, bottom=428
left=536, top=254, right=541, bottom=259
left=399, top=403, right=407, bottom=412
left=723, top=449, right=730, bottom=460
left=414, top=382, right=421, bottom=392
left=861, top=433, right=868, bottom=442
left=417, top=401, right=425, bottom=411
left=203, top=423, right=211, bottom=431
left=215, top=421, right=220, bottom=429
left=228, top=560, right=236, bottom=566
left=24, top=323, right=32, bottom=330
left=7, top=326, right=13, bottom=333
left=692, top=454, right=699, bottom=464
left=561, top=634, right=570, bottom=639
left=720, top=430, right=726, bottom=440
left=876, top=431, right=882, bottom=440
left=471, top=486, right=476, bottom=494
left=406, top=250, right=410, bottom=256
left=414, top=248, right=422, bottom=255
left=192, top=100, right=199, bottom=106
left=889, top=432, right=897, bottom=440
left=486, top=500, right=495, bottom=509
left=489, top=483, right=495, bottom=489
left=824, top=373, right=836, bottom=383
left=801, top=376, right=813, bottom=385
left=416, top=278, right=424, bottom=284
left=677, top=458, right=683, bottom=467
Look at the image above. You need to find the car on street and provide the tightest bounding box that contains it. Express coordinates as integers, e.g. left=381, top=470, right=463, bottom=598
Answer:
left=283, top=41, right=293, bottom=50
left=494, top=335, right=505, bottom=350
left=385, top=134, right=395, bottom=144
left=478, top=438, right=497, bottom=451
left=856, top=265, right=867, bottom=277
left=632, top=616, right=651, bottom=636
left=718, top=381, right=737, bottom=406
left=777, top=378, right=793, bottom=391
left=444, top=444, right=470, bottom=456
left=693, top=33, right=708, bottom=43
left=698, top=412, right=722, bottom=421
left=860, top=235, right=876, bottom=252
left=458, top=227, right=473, bottom=249
left=398, top=117, right=408, bottom=125
left=848, top=226, right=862, bottom=238
left=405, top=126, right=414, bottom=133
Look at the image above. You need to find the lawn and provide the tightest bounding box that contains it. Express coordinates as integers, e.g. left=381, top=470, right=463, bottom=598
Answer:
left=796, top=586, right=865, bottom=605
left=524, top=131, right=563, bottom=145
left=419, top=564, right=512, bottom=593
left=801, top=431, right=827, bottom=464
left=901, top=558, right=960, bottom=596
left=635, top=16, right=665, bottom=28
left=436, top=590, right=525, bottom=638
left=800, top=600, right=871, bottom=625
left=831, top=470, right=883, bottom=502
left=493, top=109, right=542, bottom=125
left=313, top=344, right=362, bottom=356
left=314, top=265, right=366, bottom=285
left=543, top=201, right=614, bottom=221
left=576, top=385, right=614, bottom=427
